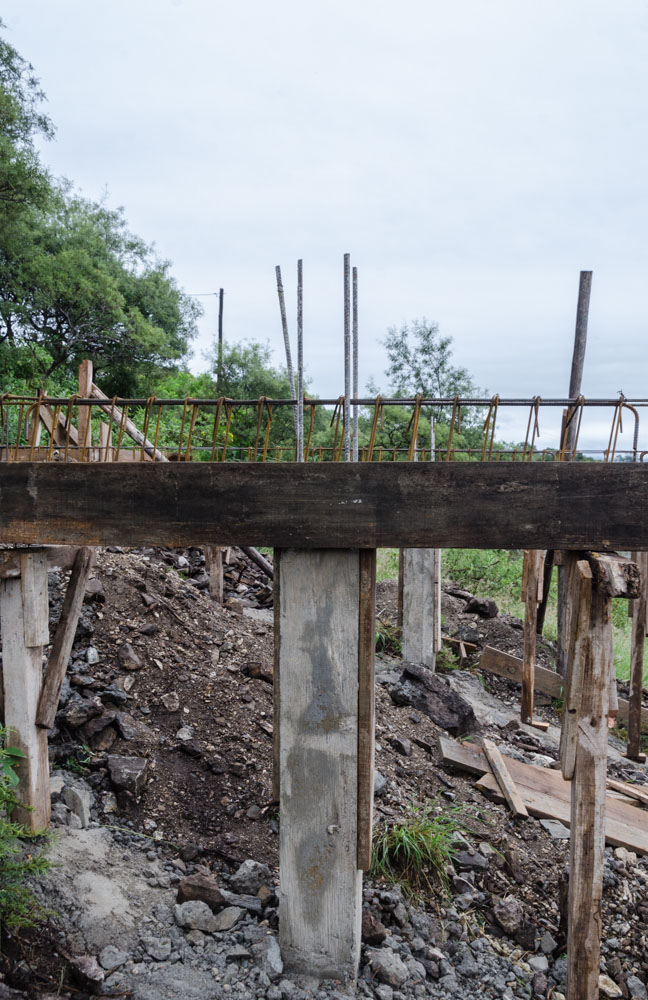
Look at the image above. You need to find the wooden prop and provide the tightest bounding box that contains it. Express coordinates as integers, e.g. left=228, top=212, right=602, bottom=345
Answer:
left=37, top=547, right=95, bottom=729
left=90, top=383, right=168, bottom=462
left=627, top=550, right=648, bottom=760
left=482, top=738, right=528, bottom=818
left=522, top=549, right=544, bottom=724
left=357, top=549, right=376, bottom=870
left=204, top=545, right=224, bottom=604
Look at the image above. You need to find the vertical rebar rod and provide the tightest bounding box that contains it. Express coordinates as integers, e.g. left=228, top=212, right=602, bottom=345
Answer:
left=297, top=259, right=304, bottom=462
left=275, top=266, right=298, bottom=438
left=217, top=288, right=224, bottom=392
left=344, top=253, right=351, bottom=462
left=352, top=266, right=359, bottom=462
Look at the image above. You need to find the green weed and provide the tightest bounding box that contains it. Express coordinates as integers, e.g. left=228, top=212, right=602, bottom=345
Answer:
left=371, top=799, right=467, bottom=896
left=375, top=618, right=402, bottom=656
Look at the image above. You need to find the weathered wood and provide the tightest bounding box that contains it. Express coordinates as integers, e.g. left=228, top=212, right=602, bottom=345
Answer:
left=482, top=738, right=528, bottom=818
left=240, top=545, right=274, bottom=580
left=1, top=567, right=50, bottom=830
left=401, top=548, right=438, bottom=668
left=204, top=545, right=224, bottom=604
left=0, top=546, right=79, bottom=579
left=2, top=462, right=648, bottom=550
left=522, top=549, right=542, bottom=723
left=357, top=550, right=376, bottom=871
left=38, top=404, right=79, bottom=448
left=272, top=550, right=281, bottom=802
left=99, top=420, right=113, bottom=461
left=606, top=779, right=648, bottom=807
left=278, top=549, right=362, bottom=980
left=628, top=551, right=648, bottom=759
left=440, top=737, right=648, bottom=854
left=560, top=558, right=592, bottom=780
left=36, top=547, right=95, bottom=729
left=90, top=383, right=168, bottom=462
left=567, top=564, right=613, bottom=1000
left=20, top=550, right=49, bottom=647
left=479, top=643, right=647, bottom=731
left=586, top=551, right=641, bottom=599
left=77, top=360, right=93, bottom=459
left=480, top=645, right=563, bottom=697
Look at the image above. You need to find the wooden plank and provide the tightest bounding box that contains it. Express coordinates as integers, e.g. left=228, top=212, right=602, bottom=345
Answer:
left=0, top=575, right=50, bottom=831
left=2, top=461, right=648, bottom=550
left=606, top=778, right=648, bottom=807
left=628, top=550, right=648, bottom=758
left=560, top=559, right=592, bottom=779
left=99, top=420, right=113, bottom=462
left=38, top=404, right=79, bottom=448
left=401, top=548, right=438, bottom=667
left=272, top=550, right=281, bottom=802
left=77, top=360, right=93, bottom=459
left=36, top=547, right=95, bottom=729
left=278, top=550, right=362, bottom=979
left=357, top=549, right=376, bottom=871
left=441, top=738, right=648, bottom=854
left=567, top=575, right=611, bottom=1000
left=20, top=550, right=49, bottom=647
left=480, top=645, right=563, bottom=697
left=482, top=738, right=528, bottom=818
left=204, top=545, right=223, bottom=604
left=0, top=546, right=79, bottom=579
left=479, top=644, right=648, bottom=731
left=522, top=549, right=542, bottom=722
left=90, top=383, right=168, bottom=462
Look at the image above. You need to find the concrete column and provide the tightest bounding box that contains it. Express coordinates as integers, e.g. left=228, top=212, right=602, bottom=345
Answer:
left=277, top=549, right=367, bottom=981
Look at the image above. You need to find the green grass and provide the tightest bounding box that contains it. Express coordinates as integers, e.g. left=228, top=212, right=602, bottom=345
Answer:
left=371, top=799, right=466, bottom=895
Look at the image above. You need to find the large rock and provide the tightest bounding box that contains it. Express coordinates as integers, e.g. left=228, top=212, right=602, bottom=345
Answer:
left=366, top=949, right=410, bottom=988
left=118, top=642, right=143, bottom=671
left=493, top=895, right=525, bottom=936
left=174, top=900, right=219, bottom=932
left=390, top=663, right=477, bottom=735
left=176, top=873, right=227, bottom=910
left=107, top=756, right=149, bottom=796
left=464, top=596, right=498, bottom=618
left=229, top=859, right=272, bottom=895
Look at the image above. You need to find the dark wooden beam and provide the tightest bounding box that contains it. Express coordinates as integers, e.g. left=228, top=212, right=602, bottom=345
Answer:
left=1, top=461, right=647, bottom=550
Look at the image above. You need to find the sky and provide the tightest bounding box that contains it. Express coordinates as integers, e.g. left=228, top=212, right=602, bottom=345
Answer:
left=3, top=0, right=648, bottom=454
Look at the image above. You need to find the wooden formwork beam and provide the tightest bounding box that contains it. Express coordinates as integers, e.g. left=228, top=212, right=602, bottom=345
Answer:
left=1, top=462, right=648, bottom=550
left=401, top=548, right=439, bottom=668
left=627, top=550, right=648, bottom=760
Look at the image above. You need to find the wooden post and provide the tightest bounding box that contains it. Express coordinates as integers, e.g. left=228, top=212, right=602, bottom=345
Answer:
left=566, top=552, right=638, bottom=1000
left=0, top=552, right=51, bottom=830
left=77, top=360, right=93, bottom=460
left=277, top=549, right=374, bottom=980
left=521, top=549, right=544, bottom=723
left=401, top=548, right=438, bottom=668
left=37, top=547, right=94, bottom=729
left=627, top=550, right=648, bottom=760
left=204, top=545, right=224, bottom=604
left=357, top=549, right=376, bottom=871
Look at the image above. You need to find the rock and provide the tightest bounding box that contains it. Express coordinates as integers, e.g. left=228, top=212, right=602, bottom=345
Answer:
left=100, top=683, right=129, bottom=708
left=246, top=804, right=262, bottom=820
left=374, top=987, right=394, bottom=1000
left=62, top=784, right=92, bottom=828
left=390, top=736, right=412, bottom=757
left=539, top=818, right=570, bottom=840
left=362, top=910, right=388, bottom=945
left=176, top=873, right=227, bottom=910
left=220, top=888, right=263, bottom=916
left=78, top=711, right=117, bottom=741
left=226, top=944, right=251, bottom=960
left=176, top=725, right=194, bottom=742
left=211, top=905, right=245, bottom=930
left=464, top=596, right=498, bottom=618
left=493, top=896, right=525, bottom=936
left=453, top=624, right=481, bottom=643
left=50, top=772, right=66, bottom=799
left=230, top=859, right=272, bottom=895
left=454, top=850, right=488, bottom=871
left=532, top=972, right=548, bottom=997
left=390, top=662, right=477, bottom=735
left=161, top=691, right=180, bottom=712
left=91, top=726, right=118, bottom=752
left=68, top=954, right=104, bottom=992
left=67, top=811, right=83, bottom=829
left=50, top=801, right=70, bottom=825
left=98, top=945, right=129, bottom=971
left=114, top=712, right=156, bottom=742
left=251, top=935, right=283, bottom=980
left=142, top=935, right=172, bottom=961
left=118, top=642, right=143, bottom=671
left=174, top=900, right=219, bottom=932
left=84, top=579, right=105, bottom=603
left=367, top=949, right=410, bottom=988
left=528, top=955, right=549, bottom=973
left=107, top=755, right=149, bottom=796
left=60, top=695, right=104, bottom=729
left=614, top=846, right=637, bottom=866
left=599, top=974, right=623, bottom=998
left=374, top=771, right=388, bottom=797
left=626, top=975, right=648, bottom=1000
left=540, top=930, right=557, bottom=954
left=86, top=646, right=100, bottom=664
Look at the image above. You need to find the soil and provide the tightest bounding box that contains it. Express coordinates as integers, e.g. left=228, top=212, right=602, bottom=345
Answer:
left=0, top=548, right=647, bottom=998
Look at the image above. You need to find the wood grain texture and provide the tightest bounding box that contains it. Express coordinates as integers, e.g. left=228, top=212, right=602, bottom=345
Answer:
left=522, top=550, right=542, bottom=723
left=0, top=576, right=50, bottom=830
left=278, top=550, right=362, bottom=980
left=272, top=550, right=281, bottom=803
left=204, top=546, right=223, bottom=604
left=37, top=546, right=95, bottom=729
left=0, top=546, right=79, bottom=579
left=482, top=738, right=528, bottom=818
left=560, top=559, right=593, bottom=780
left=357, top=549, right=376, bottom=871
left=1, top=462, right=648, bottom=549
left=567, top=576, right=612, bottom=1000
left=628, top=551, right=648, bottom=758
left=401, top=548, right=438, bottom=667
left=20, top=551, right=49, bottom=647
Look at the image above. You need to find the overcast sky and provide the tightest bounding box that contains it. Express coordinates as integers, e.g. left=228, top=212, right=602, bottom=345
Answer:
left=3, top=0, right=648, bottom=453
